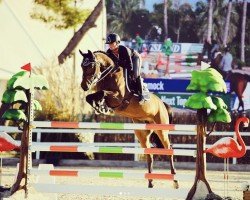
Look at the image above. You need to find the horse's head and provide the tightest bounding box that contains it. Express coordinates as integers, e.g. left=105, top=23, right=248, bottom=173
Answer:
left=79, top=50, right=101, bottom=91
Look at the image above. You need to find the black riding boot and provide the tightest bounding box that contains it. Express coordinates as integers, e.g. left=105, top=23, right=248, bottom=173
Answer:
left=136, top=76, right=150, bottom=104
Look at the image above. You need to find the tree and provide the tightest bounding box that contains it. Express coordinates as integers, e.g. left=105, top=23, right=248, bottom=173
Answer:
left=58, top=0, right=103, bottom=64
left=31, top=0, right=91, bottom=30
left=0, top=69, right=48, bottom=197
left=240, top=0, right=247, bottom=63
left=30, top=0, right=104, bottom=64
left=106, top=0, right=141, bottom=39
left=207, top=0, right=214, bottom=41
left=223, top=0, right=233, bottom=46
left=125, top=9, right=151, bottom=38
left=174, top=3, right=195, bottom=43
left=163, top=0, right=168, bottom=38
left=185, top=68, right=231, bottom=200
left=196, top=1, right=238, bottom=44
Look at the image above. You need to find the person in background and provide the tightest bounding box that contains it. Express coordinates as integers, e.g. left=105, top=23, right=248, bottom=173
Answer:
left=105, top=33, right=150, bottom=104
left=220, top=45, right=233, bottom=73
left=161, top=37, right=173, bottom=76
left=135, top=33, right=143, bottom=53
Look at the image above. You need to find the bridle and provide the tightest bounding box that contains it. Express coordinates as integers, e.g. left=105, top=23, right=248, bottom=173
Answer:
left=82, top=59, right=116, bottom=90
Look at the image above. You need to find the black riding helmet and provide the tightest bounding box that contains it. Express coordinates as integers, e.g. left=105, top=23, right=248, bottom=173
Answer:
left=106, top=33, right=120, bottom=44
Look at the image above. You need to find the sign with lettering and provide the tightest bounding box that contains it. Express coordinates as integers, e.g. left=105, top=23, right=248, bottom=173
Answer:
left=156, top=93, right=232, bottom=109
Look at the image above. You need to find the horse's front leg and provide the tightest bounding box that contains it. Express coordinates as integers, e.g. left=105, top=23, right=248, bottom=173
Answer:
left=133, top=128, right=154, bottom=188
left=86, top=91, right=113, bottom=115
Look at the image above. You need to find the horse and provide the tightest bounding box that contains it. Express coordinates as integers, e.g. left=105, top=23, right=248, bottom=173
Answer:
left=79, top=50, right=178, bottom=189
left=201, top=52, right=250, bottom=112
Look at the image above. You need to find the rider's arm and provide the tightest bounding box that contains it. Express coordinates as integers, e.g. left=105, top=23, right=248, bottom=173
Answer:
left=119, top=45, right=133, bottom=71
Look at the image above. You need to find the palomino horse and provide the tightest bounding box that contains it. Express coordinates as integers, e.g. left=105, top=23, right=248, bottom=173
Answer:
left=198, top=53, right=250, bottom=112
left=79, top=50, right=178, bottom=188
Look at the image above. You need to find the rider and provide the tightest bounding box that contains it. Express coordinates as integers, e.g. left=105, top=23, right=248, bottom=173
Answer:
left=105, top=33, right=150, bottom=104
left=220, top=45, right=233, bottom=73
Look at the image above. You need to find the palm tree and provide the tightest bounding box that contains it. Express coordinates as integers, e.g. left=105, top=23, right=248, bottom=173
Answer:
left=175, top=3, right=194, bottom=43
left=107, top=0, right=141, bottom=38
left=223, top=0, right=233, bottom=46
left=241, top=0, right=247, bottom=63
left=196, top=1, right=238, bottom=44
left=207, top=0, right=214, bottom=42
left=164, top=0, right=168, bottom=38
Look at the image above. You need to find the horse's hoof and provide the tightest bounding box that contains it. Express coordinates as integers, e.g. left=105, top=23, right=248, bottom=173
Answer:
left=148, top=183, right=154, bottom=188
left=173, top=180, right=179, bottom=189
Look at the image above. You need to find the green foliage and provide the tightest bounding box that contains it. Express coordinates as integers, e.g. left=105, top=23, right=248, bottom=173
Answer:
left=2, top=109, right=27, bottom=122
left=1, top=70, right=48, bottom=126
left=185, top=67, right=231, bottom=124
left=208, top=109, right=231, bottom=123
left=12, top=74, right=49, bottom=90
left=2, top=90, right=28, bottom=104
left=106, top=0, right=141, bottom=38
left=208, top=97, right=231, bottom=123
left=211, top=96, right=227, bottom=109
left=7, top=71, right=29, bottom=90
left=186, top=68, right=227, bottom=93
left=31, top=0, right=91, bottom=29
left=125, top=9, right=151, bottom=38
left=33, top=100, right=42, bottom=111
left=185, top=93, right=217, bottom=110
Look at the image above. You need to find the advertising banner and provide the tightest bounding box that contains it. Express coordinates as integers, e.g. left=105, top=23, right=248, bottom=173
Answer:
left=123, top=41, right=203, bottom=54
left=156, top=92, right=232, bottom=110
left=144, top=78, right=190, bottom=93
left=144, top=78, right=234, bottom=110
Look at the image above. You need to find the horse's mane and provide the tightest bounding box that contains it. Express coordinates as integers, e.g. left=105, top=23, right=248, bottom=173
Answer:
left=93, top=50, right=115, bottom=66
left=93, top=50, right=108, bottom=56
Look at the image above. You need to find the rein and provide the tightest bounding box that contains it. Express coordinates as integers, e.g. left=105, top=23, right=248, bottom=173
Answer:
left=90, top=62, right=118, bottom=89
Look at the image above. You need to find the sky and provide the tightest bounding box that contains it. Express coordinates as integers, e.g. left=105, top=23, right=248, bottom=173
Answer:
left=144, top=0, right=206, bottom=12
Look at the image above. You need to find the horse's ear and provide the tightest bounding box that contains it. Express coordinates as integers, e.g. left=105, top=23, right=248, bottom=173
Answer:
left=88, top=50, right=95, bottom=59
left=79, top=49, right=84, bottom=57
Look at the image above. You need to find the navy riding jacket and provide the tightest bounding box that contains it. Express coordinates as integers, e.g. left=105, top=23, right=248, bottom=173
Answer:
left=106, top=45, right=135, bottom=72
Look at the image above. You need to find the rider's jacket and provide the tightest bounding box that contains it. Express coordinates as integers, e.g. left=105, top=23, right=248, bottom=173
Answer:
left=106, top=45, right=135, bottom=72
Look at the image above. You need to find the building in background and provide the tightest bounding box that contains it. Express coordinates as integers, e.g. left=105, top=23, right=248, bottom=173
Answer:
left=0, top=0, right=106, bottom=99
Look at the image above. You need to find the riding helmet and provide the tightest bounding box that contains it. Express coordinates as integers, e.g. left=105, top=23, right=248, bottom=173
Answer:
left=106, top=33, right=121, bottom=44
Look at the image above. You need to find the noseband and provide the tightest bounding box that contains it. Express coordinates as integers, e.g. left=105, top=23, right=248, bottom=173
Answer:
left=83, top=60, right=116, bottom=90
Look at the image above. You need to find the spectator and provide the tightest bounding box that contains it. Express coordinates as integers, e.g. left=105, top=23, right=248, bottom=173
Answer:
left=220, top=45, right=233, bottom=72
left=135, top=33, right=143, bottom=53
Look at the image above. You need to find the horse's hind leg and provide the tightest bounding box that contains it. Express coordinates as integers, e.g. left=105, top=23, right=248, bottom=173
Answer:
left=236, top=97, right=244, bottom=112
left=133, top=129, right=154, bottom=188
left=154, top=130, right=178, bottom=188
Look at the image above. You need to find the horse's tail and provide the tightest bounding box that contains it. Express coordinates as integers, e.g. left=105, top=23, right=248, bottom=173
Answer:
left=150, top=102, right=173, bottom=148
left=163, top=102, right=173, bottom=124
